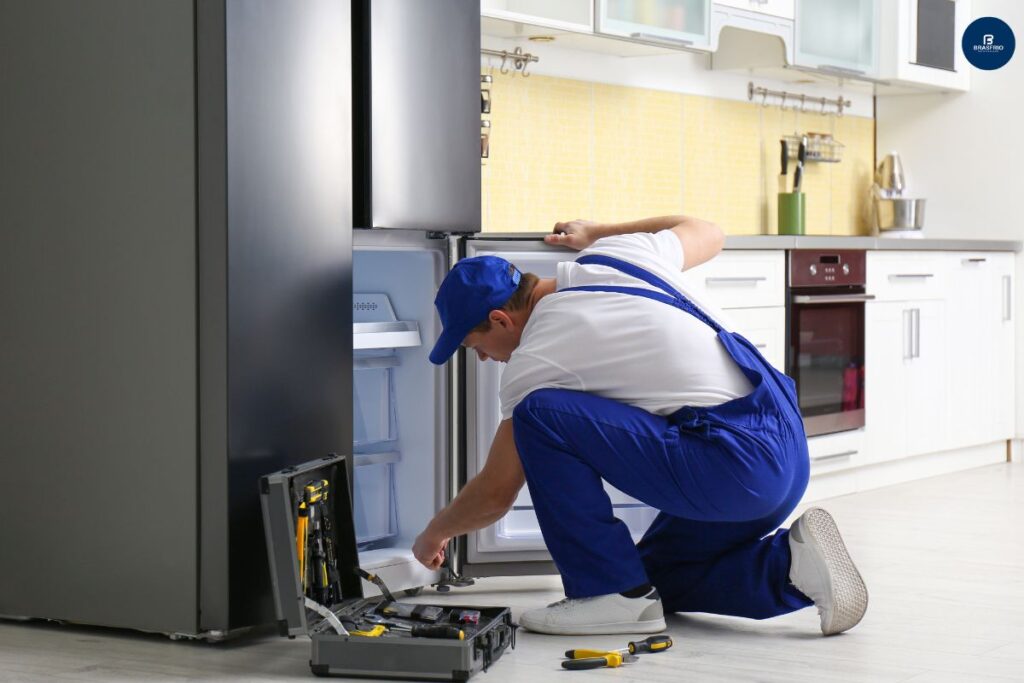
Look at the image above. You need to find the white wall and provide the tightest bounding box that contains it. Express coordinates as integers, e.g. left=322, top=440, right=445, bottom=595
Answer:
left=876, top=0, right=1024, bottom=438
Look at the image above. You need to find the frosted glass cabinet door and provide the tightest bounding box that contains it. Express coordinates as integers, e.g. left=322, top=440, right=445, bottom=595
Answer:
left=597, top=0, right=712, bottom=49
left=795, top=0, right=878, bottom=76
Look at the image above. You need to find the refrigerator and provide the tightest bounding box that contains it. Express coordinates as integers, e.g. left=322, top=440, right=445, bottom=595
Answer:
left=1, top=0, right=353, bottom=637
left=348, top=2, right=657, bottom=580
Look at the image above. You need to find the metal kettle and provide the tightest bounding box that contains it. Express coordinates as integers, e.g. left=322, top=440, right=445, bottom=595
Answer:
left=874, top=152, right=905, bottom=198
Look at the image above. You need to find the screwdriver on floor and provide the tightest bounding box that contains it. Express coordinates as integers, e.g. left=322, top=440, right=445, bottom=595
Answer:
left=564, top=635, right=674, bottom=661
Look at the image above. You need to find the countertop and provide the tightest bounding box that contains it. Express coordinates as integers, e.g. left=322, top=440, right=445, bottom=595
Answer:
left=473, top=233, right=1022, bottom=252
left=723, top=235, right=1022, bottom=251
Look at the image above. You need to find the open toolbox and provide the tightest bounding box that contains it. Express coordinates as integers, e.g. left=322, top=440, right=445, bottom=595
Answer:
left=259, top=454, right=516, bottom=680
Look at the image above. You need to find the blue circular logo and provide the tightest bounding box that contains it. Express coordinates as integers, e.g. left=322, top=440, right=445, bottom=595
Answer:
left=962, top=17, right=1015, bottom=70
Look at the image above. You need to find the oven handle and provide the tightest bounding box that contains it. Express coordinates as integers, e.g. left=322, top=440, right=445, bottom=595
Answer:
left=792, top=294, right=876, bottom=305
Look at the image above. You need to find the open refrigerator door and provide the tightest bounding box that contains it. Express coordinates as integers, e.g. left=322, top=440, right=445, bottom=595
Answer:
left=351, top=230, right=452, bottom=593
left=459, top=237, right=659, bottom=575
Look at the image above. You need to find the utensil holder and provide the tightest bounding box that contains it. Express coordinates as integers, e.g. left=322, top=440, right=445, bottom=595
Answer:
left=778, top=192, right=805, bottom=235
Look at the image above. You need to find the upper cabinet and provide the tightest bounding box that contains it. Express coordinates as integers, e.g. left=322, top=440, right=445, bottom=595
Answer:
left=481, top=0, right=971, bottom=92
left=596, top=0, right=712, bottom=50
left=716, top=0, right=794, bottom=20
left=480, top=0, right=593, bottom=33
left=878, top=0, right=970, bottom=92
left=793, top=0, right=879, bottom=78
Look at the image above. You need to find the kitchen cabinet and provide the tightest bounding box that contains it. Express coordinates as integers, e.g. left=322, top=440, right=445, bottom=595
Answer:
left=480, top=0, right=592, bottom=33
left=878, top=0, right=970, bottom=92
left=946, top=252, right=1016, bottom=449
left=716, top=0, right=794, bottom=19
left=864, top=299, right=947, bottom=464
left=794, top=0, right=878, bottom=78
left=992, top=253, right=1015, bottom=441
left=597, top=0, right=713, bottom=49
left=726, top=306, right=786, bottom=373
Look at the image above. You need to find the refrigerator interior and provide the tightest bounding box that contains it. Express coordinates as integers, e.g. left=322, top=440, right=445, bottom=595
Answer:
left=351, top=236, right=447, bottom=592
left=465, top=241, right=659, bottom=565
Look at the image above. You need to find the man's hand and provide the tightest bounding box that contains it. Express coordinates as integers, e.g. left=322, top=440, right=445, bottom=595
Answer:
left=412, top=530, right=450, bottom=570
left=544, top=219, right=601, bottom=251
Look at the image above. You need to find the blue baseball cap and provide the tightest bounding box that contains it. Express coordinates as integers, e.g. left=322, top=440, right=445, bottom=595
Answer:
left=429, top=256, right=522, bottom=365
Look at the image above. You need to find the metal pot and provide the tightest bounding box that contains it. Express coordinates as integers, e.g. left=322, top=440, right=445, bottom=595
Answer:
left=874, top=197, right=926, bottom=232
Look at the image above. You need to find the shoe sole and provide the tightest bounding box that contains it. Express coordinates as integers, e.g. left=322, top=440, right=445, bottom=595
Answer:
left=519, top=617, right=667, bottom=636
left=801, top=507, right=869, bottom=635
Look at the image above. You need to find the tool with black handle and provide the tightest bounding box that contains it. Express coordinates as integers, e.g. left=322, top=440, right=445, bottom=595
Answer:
left=779, top=139, right=788, bottom=194
left=565, top=634, right=675, bottom=663
left=628, top=635, right=673, bottom=654
left=561, top=652, right=633, bottom=670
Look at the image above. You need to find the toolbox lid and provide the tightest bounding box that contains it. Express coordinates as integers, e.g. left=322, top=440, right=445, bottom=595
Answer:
left=259, top=454, right=363, bottom=637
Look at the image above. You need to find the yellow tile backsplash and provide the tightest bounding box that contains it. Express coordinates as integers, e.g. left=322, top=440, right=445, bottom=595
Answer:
left=481, top=72, right=874, bottom=236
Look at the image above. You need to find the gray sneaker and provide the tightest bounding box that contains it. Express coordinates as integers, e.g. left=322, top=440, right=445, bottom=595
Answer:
left=789, top=507, right=869, bottom=635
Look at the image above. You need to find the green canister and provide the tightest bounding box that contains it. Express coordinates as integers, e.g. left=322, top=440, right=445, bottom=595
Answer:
left=778, top=192, right=806, bottom=235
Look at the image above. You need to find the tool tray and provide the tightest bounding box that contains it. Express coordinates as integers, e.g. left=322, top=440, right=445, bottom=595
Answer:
left=260, top=455, right=515, bottom=680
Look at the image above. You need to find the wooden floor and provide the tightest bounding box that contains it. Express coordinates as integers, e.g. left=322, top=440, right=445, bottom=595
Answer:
left=2, top=462, right=1023, bottom=682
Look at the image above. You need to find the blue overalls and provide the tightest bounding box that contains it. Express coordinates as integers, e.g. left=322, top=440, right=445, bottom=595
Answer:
left=511, top=254, right=814, bottom=619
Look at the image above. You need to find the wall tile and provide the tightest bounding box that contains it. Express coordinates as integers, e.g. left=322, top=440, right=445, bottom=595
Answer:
left=481, top=72, right=874, bottom=237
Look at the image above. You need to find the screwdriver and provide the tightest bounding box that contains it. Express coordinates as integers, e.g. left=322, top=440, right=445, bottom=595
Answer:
left=564, top=635, right=673, bottom=660
left=628, top=634, right=673, bottom=654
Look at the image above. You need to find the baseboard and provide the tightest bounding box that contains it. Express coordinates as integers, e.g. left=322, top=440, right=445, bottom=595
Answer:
left=803, top=441, right=1008, bottom=504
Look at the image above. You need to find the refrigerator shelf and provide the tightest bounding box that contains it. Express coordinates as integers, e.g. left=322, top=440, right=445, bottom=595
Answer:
left=353, top=321, right=421, bottom=350
left=353, top=451, right=401, bottom=467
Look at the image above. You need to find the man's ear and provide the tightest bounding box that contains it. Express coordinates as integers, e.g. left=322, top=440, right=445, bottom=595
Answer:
left=489, top=309, right=514, bottom=329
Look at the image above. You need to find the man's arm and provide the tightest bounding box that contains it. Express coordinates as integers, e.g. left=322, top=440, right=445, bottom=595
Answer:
left=412, top=419, right=524, bottom=570
left=544, top=215, right=724, bottom=271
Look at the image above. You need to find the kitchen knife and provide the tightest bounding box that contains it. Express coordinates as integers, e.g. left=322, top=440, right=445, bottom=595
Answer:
left=780, top=140, right=788, bottom=194
left=794, top=136, right=807, bottom=192
left=793, top=164, right=803, bottom=193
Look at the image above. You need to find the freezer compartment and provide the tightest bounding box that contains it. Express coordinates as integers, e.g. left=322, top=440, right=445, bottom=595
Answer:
left=351, top=234, right=449, bottom=592
left=464, top=241, right=661, bottom=565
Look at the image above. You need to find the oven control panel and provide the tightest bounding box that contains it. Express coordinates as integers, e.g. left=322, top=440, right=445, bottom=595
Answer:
left=789, top=250, right=866, bottom=288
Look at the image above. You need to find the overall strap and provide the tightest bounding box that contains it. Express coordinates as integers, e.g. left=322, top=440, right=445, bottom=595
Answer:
left=571, top=254, right=722, bottom=333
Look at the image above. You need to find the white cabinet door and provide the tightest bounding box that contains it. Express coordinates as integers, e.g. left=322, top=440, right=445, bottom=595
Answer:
left=597, top=0, right=712, bottom=49
left=945, top=254, right=991, bottom=449
left=481, top=0, right=593, bottom=32
left=716, top=0, right=794, bottom=19
left=878, top=0, right=971, bottom=92
left=794, top=0, right=878, bottom=77
left=904, top=300, right=947, bottom=457
left=991, top=253, right=1015, bottom=441
left=726, top=306, right=786, bottom=373
left=864, top=301, right=908, bottom=464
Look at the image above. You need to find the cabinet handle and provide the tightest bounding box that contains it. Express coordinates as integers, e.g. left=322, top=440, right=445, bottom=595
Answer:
left=629, top=32, right=693, bottom=47
left=1004, top=275, right=1013, bottom=322
left=706, top=276, right=768, bottom=285
left=816, top=65, right=867, bottom=76
left=754, top=343, right=768, bottom=349
left=912, top=308, right=921, bottom=359
left=811, top=450, right=858, bottom=462
left=889, top=273, right=934, bottom=279
left=963, top=257, right=987, bottom=264
left=792, top=293, right=875, bottom=305
left=903, top=309, right=912, bottom=360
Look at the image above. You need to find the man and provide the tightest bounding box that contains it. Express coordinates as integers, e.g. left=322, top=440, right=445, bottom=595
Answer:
left=412, top=216, right=868, bottom=636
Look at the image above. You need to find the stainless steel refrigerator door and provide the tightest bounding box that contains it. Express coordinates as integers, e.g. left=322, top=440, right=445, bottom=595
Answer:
left=353, top=0, right=480, bottom=232
left=351, top=229, right=451, bottom=591
left=458, top=237, right=660, bottom=577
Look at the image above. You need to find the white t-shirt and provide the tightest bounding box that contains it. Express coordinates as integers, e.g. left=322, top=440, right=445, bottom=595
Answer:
left=498, top=231, right=754, bottom=420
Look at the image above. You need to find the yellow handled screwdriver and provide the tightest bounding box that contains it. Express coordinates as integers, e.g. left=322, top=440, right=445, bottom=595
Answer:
left=564, top=635, right=673, bottom=660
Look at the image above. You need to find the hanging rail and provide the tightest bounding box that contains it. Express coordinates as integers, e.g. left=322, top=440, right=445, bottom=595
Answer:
left=748, top=81, right=851, bottom=117
left=481, top=47, right=539, bottom=76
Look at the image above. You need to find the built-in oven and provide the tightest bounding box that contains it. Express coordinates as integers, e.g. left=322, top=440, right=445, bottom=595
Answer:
left=787, top=250, right=874, bottom=437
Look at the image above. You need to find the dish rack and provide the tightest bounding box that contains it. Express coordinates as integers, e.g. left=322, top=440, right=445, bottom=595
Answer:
left=783, top=133, right=844, bottom=164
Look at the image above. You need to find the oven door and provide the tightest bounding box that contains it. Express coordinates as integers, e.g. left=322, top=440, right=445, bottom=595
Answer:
left=788, top=292, right=874, bottom=436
